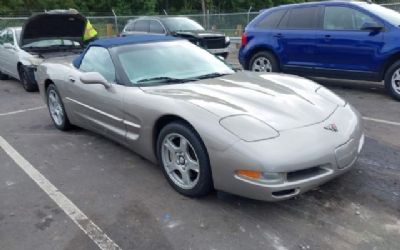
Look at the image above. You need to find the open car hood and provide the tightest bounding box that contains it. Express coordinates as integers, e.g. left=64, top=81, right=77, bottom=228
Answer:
left=20, top=10, right=87, bottom=50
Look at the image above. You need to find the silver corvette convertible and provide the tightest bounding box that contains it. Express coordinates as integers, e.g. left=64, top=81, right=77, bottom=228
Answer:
left=28, top=12, right=364, bottom=201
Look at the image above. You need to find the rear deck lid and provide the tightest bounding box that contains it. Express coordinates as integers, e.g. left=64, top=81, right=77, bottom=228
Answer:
left=20, top=10, right=86, bottom=52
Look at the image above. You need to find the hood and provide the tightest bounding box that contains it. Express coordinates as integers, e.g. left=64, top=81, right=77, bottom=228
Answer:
left=173, top=30, right=225, bottom=39
left=20, top=10, right=87, bottom=49
left=141, top=71, right=339, bottom=131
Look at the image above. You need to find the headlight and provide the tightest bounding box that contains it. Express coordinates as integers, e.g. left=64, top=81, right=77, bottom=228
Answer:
left=225, top=36, right=230, bottom=44
left=220, top=115, right=279, bottom=142
left=316, top=87, right=346, bottom=106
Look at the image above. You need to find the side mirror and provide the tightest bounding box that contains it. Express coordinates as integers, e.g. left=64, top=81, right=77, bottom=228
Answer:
left=361, top=22, right=384, bottom=32
left=3, top=43, right=15, bottom=50
left=80, top=72, right=111, bottom=88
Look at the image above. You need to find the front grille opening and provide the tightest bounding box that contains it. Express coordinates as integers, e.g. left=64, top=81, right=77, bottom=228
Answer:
left=287, top=166, right=328, bottom=182
left=272, top=189, right=296, bottom=197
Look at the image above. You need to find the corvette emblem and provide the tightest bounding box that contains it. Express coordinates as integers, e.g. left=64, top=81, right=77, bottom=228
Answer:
left=324, top=124, right=338, bottom=132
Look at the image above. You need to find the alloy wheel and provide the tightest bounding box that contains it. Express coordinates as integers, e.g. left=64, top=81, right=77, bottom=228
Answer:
left=391, top=68, right=400, bottom=95
left=48, top=89, right=64, bottom=126
left=161, top=133, right=200, bottom=190
left=251, top=57, right=272, bottom=72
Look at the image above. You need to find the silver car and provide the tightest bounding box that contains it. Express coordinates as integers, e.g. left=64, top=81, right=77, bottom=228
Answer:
left=28, top=12, right=364, bottom=201
left=0, top=27, right=38, bottom=91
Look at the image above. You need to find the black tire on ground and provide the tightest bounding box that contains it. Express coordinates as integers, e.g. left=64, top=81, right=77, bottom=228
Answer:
left=249, top=50, right=279, bottom=72
left=19, top=66, right=38, bottom=92
left=46, top=84, right=71, bottom=131
left=157, top=121, right=213, bottom=198
left=0, top=71, right=9, bottom=80
left=384, top=60, right=400, bottom=101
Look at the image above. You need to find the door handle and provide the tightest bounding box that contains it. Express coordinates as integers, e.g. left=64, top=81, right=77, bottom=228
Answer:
left=324, top=35, right=331, bottom=41
left=68, top=76, right=76, bottom=83
left=273, top=33, right=283, bottom=38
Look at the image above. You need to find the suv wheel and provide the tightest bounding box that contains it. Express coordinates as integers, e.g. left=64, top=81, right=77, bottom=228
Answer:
left=385, top=60, right=400, bottom=101
left=249, top=51, right=279, bottom=73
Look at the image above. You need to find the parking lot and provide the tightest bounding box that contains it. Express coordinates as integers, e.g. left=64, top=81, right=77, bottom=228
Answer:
left=0, top=50, right=399, bottom=250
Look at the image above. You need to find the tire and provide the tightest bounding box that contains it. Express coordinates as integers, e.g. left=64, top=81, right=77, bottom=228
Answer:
left=19, top=66, right=38, bottom=92
left=157, top=122, right=213, bottom=197
left=384, top=60, right=400, bottom=101
left=0, top=71, right=9, bottom=80
left=249, top=51, right=279, bottom=73
left=46, top=84, right=71, bottom=131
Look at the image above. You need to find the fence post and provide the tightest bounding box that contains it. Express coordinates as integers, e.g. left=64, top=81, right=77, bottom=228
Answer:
left=247, top=6, right=253, bottom=24
left=112, top=9, right=118, bottom=34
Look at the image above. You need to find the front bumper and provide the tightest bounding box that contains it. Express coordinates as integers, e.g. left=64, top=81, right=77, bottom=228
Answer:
left=210, top=104, right=364, bottom=201
left=207, top=47, right=229, bottom=57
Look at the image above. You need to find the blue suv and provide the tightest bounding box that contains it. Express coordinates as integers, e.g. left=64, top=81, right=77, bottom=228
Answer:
left=239, top=1, right=400, bottom=100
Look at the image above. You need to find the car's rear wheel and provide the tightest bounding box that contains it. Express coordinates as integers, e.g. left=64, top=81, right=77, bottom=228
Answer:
left=157, top=122, right=213, bottom=197
left=47, top=84, right=71, bottom=131
left=249, top=51, right=279, bottom=73
left=19, top=66, right=37, bottom=92
left=385, top=61, right=400, bottom=101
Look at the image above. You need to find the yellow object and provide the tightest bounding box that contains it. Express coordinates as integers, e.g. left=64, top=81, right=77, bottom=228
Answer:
left=236, top=170, right=262, bottom=180
left=84, top=20, right=98, bottom=41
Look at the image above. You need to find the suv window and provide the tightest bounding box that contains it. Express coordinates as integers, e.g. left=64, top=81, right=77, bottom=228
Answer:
left=149, top=20, right=165, bottom=33
left=134, top=20, right=150, bottom=32
left=256, top=9, right=287, bottom=29
left=324, top=6, right=376, bottom=30
left=80, top=46, right=116, bottom=82
left=279, top=7, right=320, bottom=29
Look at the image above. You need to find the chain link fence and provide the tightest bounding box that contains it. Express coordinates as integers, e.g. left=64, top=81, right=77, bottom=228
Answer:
left=1, top=3, right=400, bottom=38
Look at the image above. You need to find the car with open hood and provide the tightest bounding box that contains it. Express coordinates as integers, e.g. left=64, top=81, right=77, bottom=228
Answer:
left=30, top=25, right=364, bottom=201
left=0, top=26, right=39, bottom=91
left=1, top=10, right=86, bottom=92
left=121, top=16, right=230, bottom=59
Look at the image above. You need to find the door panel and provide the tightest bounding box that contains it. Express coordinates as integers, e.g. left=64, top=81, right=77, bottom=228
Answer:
left=277, top=6, right=322, bottom=68
left=66, top=46, right=126, bottom=142
left=316, top=6, right=385, bottom=73
left=66, top=74, right=126, bottom=142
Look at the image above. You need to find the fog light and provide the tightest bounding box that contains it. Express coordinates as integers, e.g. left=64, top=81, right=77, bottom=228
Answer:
left=261, top=172, right=284, bottom=183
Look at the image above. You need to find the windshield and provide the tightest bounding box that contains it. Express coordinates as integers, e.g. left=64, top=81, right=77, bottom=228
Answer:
left=116, top=40, right=234, bottom=85
left=361, top=3, right=400, bottom=26
left=21, top=39, right=81, bottom=49
left=163, top=18, right=205, bottom=32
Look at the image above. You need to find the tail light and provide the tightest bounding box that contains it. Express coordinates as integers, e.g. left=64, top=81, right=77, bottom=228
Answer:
left=241, top=33, right=248, bottom=46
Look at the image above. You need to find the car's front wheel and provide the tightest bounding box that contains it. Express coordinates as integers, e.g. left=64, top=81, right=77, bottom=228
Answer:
left=385, top=60, right=400, bottom=101
left=249, top=51, right=279, bottom=73
left=47, top=84, right=71, bottom=131
left=157, top=122, right=213, bottom=197
left=19, top=66, right=38, bottom=92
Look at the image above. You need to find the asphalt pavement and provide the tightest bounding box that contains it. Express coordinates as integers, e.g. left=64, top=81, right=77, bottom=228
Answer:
left=0, top=54, right=399, bottom=250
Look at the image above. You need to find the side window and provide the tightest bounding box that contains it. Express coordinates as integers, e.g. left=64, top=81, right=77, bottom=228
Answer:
left=149, top=20, right=165, bottom=34
left=4, top=30, right=14, bottom=45
left=80, top=47, right=116, bottom=82
left=256, top=9, right=287, bottom=29
left=124, top=22, right=135, bottom=32
left=323, top=6, right=376, bottom=30
left=134, top=20, right=150, bottom=32
left=279, top=7, right=320, bottom=29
